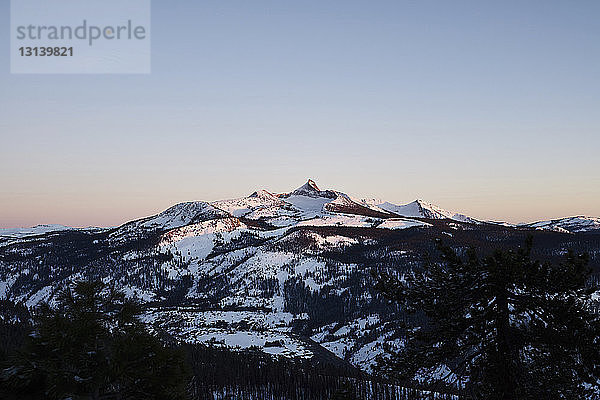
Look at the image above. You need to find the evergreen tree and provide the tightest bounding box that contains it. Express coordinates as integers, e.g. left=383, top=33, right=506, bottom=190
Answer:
left=0, top=280, right=189, bottom=400
left=376, top=237, right=600, bottom=399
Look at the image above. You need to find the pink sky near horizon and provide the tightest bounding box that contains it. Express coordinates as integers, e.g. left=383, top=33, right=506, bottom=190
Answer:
left=1, top=1, right=598, bottom=228
left=1, top=174, right=598, bottom=228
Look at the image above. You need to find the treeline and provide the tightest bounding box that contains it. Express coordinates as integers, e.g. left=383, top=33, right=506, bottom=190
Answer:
left=185, top=344, right=458, bottom=400
left=0, top=284, right=458, bottom=400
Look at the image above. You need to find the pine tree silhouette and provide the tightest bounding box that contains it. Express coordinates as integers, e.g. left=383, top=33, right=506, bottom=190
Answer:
left=0, top=280, right=189, bottom=400
left=376, top=237, right=600, bottom=399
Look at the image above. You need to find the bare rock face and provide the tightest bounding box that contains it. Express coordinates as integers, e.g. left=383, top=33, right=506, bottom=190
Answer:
left=285, top=179, right=337, bottom=199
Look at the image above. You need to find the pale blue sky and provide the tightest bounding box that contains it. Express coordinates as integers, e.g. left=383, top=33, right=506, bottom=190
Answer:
left=1, top=0, right=599, bottom=227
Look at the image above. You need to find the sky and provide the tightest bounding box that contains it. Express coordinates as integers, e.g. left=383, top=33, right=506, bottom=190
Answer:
left=1, top=0, right=599, bottom=227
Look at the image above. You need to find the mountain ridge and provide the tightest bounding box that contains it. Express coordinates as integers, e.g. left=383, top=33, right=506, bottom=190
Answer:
left=1, top=179, right=599, bottom=376
left=3, top=179, right=597, bottom=236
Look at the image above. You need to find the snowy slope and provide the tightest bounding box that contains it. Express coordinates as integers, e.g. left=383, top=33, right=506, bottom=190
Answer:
left=378, top=218, right=432, bottom=230
left=0, top=224, right=75, bottom=238
left=0, top=224, right=107, bottom=239
left=109, top=201, right=229, bottom=242
left=211, top=190, right=287, bottom=218
left=2, top=178, right=599, bottom=373
left=523, top=216, right=600, bottom=233
left=361, top=198, right=476, bottom=222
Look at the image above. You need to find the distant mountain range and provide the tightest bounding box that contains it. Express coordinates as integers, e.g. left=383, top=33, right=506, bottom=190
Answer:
left=1, top=180, right=599, bottom=374
left=2, top=179, right=598, bottom=238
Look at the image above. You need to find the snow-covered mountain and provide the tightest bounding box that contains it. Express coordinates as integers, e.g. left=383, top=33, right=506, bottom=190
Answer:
left=7, top=179, right=595, bottom=236
left=0, top=224, right=106, bottom=239
left=522, top=216, right=600, bottom=234
left=1, top=179, right=598, bottom=374
left=360, top=198, right=477, bottom=223
left=282, top=179, right=337, bottom=199
left=0, top=224, right=75, bottom=238
left=211, top=179, right=477, bottom=227
left=109, top=201, right=229, bottom=243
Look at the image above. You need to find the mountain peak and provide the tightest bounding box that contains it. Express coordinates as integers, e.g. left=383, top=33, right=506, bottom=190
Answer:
left=249, top=189, right=277, bottom=199
left=291, top=179, right=320, bottom=195
left=282, top=179, right=337, bottom=199
left=306, top=179, right=319, bottom=191
left=294, top=179, right=320, bottom=193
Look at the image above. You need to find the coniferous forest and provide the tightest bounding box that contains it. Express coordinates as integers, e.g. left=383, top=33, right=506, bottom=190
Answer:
left=2, top=233, right=600, bottom=399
